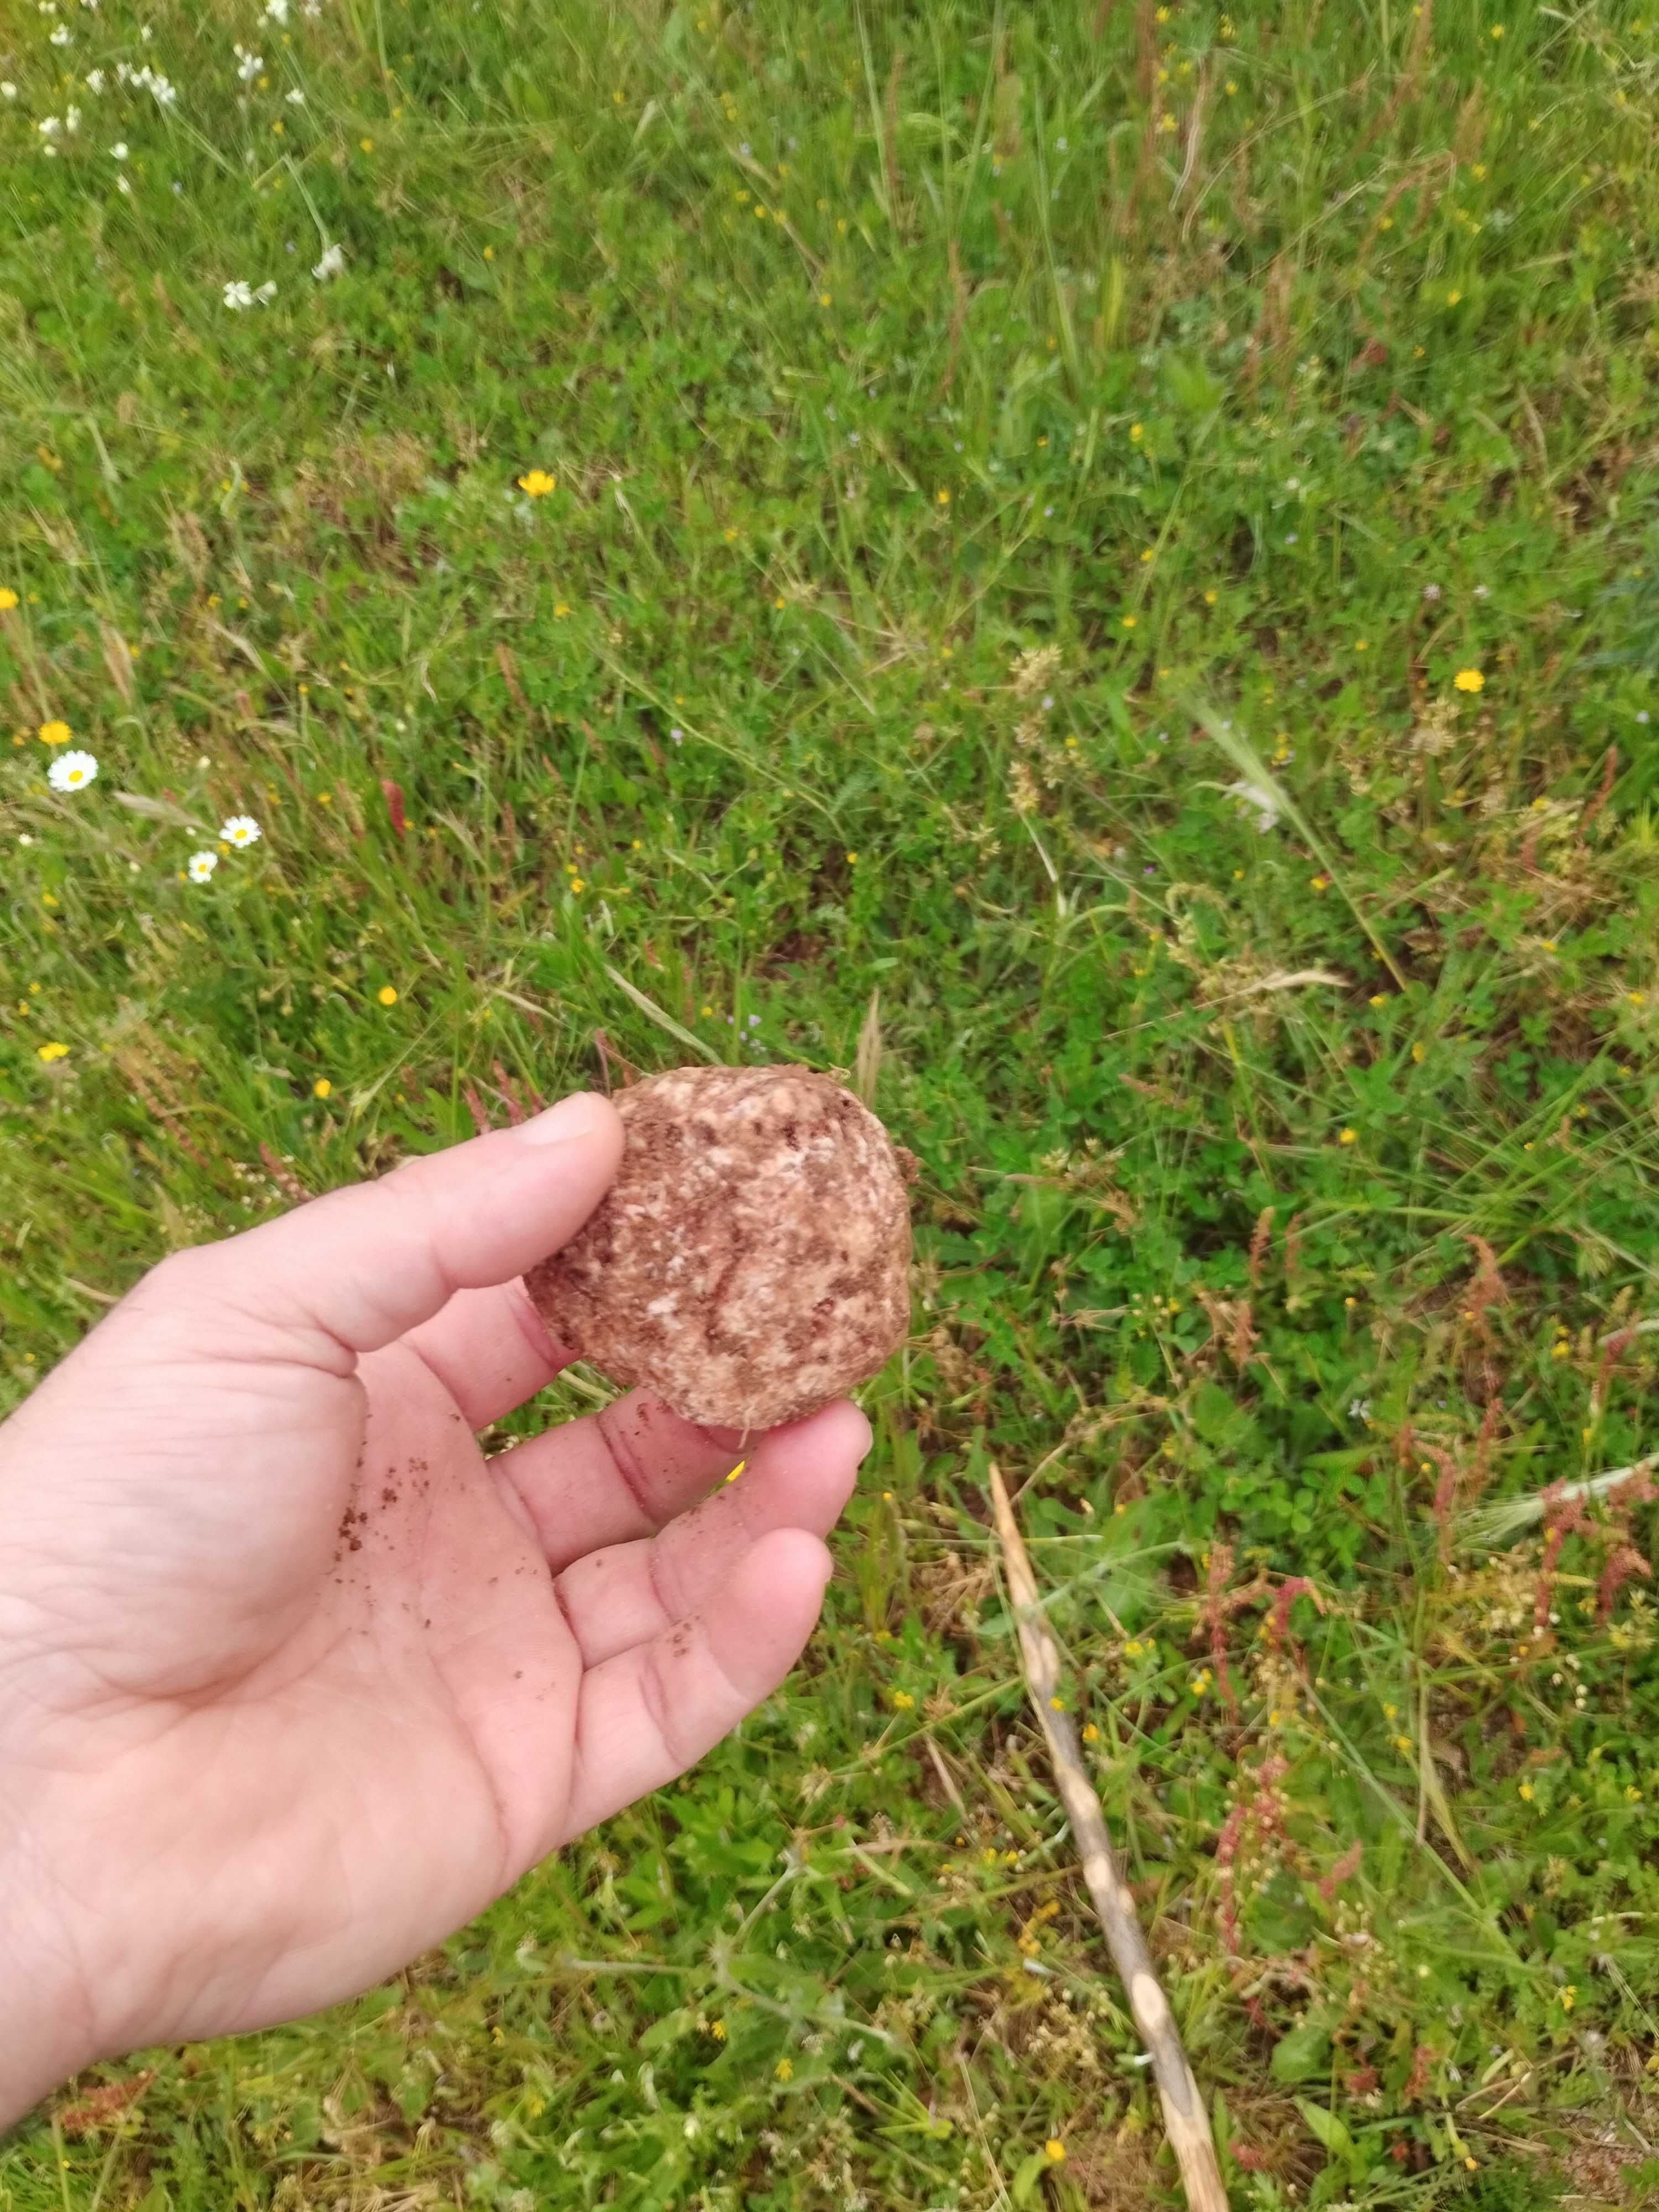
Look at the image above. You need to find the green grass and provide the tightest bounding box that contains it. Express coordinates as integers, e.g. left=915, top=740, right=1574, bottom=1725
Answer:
left=6, top=0, right=1659, bottom=2201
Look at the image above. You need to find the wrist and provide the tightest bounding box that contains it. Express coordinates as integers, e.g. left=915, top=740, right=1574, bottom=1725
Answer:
left=0, top=1834, right=103, bottom=2132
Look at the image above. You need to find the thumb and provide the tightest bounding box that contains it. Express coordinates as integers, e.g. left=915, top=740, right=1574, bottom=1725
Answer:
left=162, top=1091, right=623, bottom=1364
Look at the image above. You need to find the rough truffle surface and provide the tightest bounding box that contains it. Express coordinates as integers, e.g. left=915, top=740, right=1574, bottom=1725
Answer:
left=526, top=1064, right=912, bottom=1432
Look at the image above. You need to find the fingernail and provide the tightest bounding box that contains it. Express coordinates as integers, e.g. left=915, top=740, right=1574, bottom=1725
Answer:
left=517, top=1091, right=616, bottom=1146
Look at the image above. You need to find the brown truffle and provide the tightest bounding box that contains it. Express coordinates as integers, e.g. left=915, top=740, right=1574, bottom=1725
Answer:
left=526, top=1064, right=912, bottom=1432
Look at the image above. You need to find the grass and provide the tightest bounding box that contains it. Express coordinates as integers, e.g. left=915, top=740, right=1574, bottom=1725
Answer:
left=4, top=0, right=1659, bottom=2201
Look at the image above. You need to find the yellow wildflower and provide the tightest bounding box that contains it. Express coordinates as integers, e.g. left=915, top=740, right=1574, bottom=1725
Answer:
left=314, top=1078, right=333, bottom=1099
left=36, top=1040, right=69, bottom=1063
left=1454, top=667, right=1485, bottom=692
left=38, top=719, right=70, bottom=746
left=377, top=986, right=398, bottom=1006
left=518, top=469, right=556, bottom=498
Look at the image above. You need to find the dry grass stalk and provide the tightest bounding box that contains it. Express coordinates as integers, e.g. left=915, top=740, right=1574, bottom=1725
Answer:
left=938, top=239, right=970, bottom=396
left=854, top=987, right=883, bottom=1107
left=1361, top=0, right=1433, bottom=148
left=1134, top=0, right=1157, bottom=101
left=988, top=1463, right=1228, bottom=2212
left=1459, top=1455, right=1658, bottom=1548
left=883, top=50, right=904, bottom=218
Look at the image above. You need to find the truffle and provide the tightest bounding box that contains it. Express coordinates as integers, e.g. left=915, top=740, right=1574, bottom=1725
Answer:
left=526, top=1063, right=913, bottom=1432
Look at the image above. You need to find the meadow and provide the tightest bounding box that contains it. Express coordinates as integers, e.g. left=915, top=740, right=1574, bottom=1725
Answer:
left=4, top=0, right=1659, bottom=2202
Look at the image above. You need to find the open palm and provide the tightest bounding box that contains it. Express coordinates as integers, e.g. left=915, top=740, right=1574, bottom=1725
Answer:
left=0, top=1093, right=867, bottom=2117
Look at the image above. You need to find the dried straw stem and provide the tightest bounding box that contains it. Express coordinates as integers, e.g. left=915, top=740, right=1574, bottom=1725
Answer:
left=989, top=1463, right=1227, bottom=2212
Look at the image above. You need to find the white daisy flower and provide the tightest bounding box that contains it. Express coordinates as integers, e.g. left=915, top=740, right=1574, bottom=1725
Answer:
left=49, top=23, right=72, bottom=44
left=234, top=44, right=262, bottom=80
left=223, top=279, right=254, bottom=308
left=263, top=0, right=289, bottom=20
left=110, top=140, right=127, bottom=158
left=285, top=86, right=304, bottom=103
left=220, top=814, right=260, bottom=848
left=85, top=65, right=104, bottom=90
left=255, top=279, right=276, bottom=302
left=187, top=849, right=218, bottom=883
left=0, top=83, right=17, bottom=100
left=311, top=241, right=343, bottom=280
left=148, top=71, right=175, bottom=105
left=116, top=173, right=130, bottom=194
left=48, top=749, right=98, bottom=792
left=65, top=105, right=79, bottom=129
left=37, top=115, right=61, bottom=137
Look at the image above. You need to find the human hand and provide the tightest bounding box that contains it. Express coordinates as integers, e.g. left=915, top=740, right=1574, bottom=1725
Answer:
left=0, top=1093, right=869, bottom=2124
